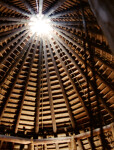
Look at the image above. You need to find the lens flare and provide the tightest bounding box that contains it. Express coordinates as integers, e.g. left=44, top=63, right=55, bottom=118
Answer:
left=29, top=15, right=53, bottom=36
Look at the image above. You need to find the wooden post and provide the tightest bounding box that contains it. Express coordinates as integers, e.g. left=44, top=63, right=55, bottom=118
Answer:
left=44, top=144, right=47, bottom=150
left=71, top=136, right=77, bottom=150
left=77, top=140, right=84, bottom=150
left=28, top=138, right=34, bottom=150
left=111, top=122, right=114, bottom=138
left=0, top=141, right=3, bottom=149
left=68, top=142, right=71, bottom=149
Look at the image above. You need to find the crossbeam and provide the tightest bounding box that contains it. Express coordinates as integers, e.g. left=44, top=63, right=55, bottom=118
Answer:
left=0, top=124, right=112, bottom=145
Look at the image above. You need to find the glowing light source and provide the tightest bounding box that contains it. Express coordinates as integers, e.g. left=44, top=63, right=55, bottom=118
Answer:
left=29, top=15, right=53, bottom=36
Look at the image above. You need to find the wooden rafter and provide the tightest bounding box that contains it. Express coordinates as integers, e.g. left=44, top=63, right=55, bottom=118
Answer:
left=35, top=38, right=43, bottom=134
left=43, top=39, right=57, bottom=133
left=14, top=35, right=37, bottom=133
left=47, top=39, right=77, bottom=131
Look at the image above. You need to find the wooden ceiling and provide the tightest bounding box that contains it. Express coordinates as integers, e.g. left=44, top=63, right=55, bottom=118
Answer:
left=0, top=0, right=114, bottom=149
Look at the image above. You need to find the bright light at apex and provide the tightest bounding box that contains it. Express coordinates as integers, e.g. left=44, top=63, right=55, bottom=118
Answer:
left=28, top=14, right=53, bottom=36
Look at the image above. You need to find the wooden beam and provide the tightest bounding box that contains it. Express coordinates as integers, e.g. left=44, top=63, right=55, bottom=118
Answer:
left=0, top=16, right=29, bottom=22
left=0, top=0, right=31, bottom=17
left=0, top=124, right=112, bottom=145
left=0, top=22, right=26, bottom=27
left=15, top=36, right=37, bottom=133
left=39, top=0, right=43, bottom=14
left=45, top=0, right=66, bottom=17
left=111, top=122, right=114, bottom=138
left=35, top=38, right=43, bottom=134
left=43, top=39, right=57, bottom=133
left=0, top=36, right=34, bottom=121
left=47, top=39, right=77, bottom=131
left=77, top=140, right=83, bottom=150
left=71, top=136, right=77, bottom=150
left=52, top=21, right=97, bottom=26
left=28, top=138, right=34, bottom=150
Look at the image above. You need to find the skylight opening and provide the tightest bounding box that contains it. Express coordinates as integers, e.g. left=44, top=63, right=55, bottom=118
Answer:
left=28, top=14, right=53, bottom=36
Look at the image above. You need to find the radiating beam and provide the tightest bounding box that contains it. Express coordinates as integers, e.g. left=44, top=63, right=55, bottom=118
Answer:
left=35, top=38, right=43, bottom=134
left=15, top=36, right=37, bottom=133
left=43, top=39, right=57, bottom=133
left=47, top=39, right=77, bottom=131
left=45, top=0, right=66, bottom=17
left=0, top=16, right=29, bottom=22
left=0, top=21, right=26, bottom=27
left=0, top=0, right=31, bottom=17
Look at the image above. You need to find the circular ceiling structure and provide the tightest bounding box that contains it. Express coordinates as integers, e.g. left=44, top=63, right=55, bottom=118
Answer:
left=0, top=0, right=114, bottom=149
